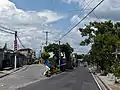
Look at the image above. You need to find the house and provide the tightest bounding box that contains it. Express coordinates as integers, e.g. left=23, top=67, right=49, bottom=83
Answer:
left=0, top=44, right=27, bottom=70
left=10, top=52, right=27, bottom=67
left=18, top=48, right=33, bottom=64
left=0, top=48, right=5, bottom=70
left=0, top=43, right=14, bottom=70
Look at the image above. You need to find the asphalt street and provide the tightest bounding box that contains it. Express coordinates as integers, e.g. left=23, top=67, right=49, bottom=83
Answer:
left=0, top=64, right=46, bottom=90
left=18, top=66, right=99, bottom=90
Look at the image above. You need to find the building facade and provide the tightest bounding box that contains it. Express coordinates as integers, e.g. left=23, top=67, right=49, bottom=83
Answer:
left=18, top=48, right=33, bottom=65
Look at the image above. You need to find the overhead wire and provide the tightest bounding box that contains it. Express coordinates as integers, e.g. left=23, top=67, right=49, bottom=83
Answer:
left=84, top=0, right=101, bottom=22
left=0, top=25, right=16, bottom=32
left=0, top=24, right=25, bottom=49
left=0, top=28, right=15, bottom=34
left=69, top=0, right=96, bottom=23
left=57, top=0, right=104, bottom=41
left=57, top=0, right=96, bottom=41
left=17, top=35, right=25, bottom=49
left=66, top=8, right=92, bottom=13
left=52, top=0, right=95, bottom=42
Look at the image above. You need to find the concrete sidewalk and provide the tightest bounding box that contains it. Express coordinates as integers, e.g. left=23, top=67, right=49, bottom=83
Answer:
left=98, top=75, right=120, bottom=90
left=89, top=67, right=120, bottom=90
left=0, top=64, right=46, bottom=90
left=0, top=66, right=28, bottom=78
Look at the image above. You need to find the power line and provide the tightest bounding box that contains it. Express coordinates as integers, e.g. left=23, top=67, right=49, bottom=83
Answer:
left=0, top=26, right=25, bottom=50
left=57, top=0, right=104, bottom=41
left=60, top=0, right=96, bottom=38
left=66, top=9, right=92, bottom=13
left=17, top=36, right=25, bottom=48
left=0, top=25, right=16, bottom=32
left=84, top=0, right=101, bottom=22
left=0, top=28, right=15, bottom=34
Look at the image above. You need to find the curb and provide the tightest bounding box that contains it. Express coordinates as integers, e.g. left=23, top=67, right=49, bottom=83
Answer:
left=16, top=70, right=67, bottom=89
left=0, top=65, right=28, bottom=78
left=48, top=72, right=66, bottom=79
left=91, top=73, right=102, bottom=90
left=97, top=76, right=112, bottom=90
left=89, top=67, right=112, bottom=90
left=16, top=77, right=47, bottom=90
left=88, top=68, right=102, bottom=90
left=90, top=72, right=103, bottom=90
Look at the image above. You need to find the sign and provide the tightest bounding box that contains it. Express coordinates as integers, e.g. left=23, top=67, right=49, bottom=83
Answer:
left=14, top=40, right=17, bottom=51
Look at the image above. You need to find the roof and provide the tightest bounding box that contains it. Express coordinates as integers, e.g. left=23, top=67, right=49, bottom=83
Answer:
left=0, top=48, right=13, bottom=52
left=18, top=48, right=32, bottom=51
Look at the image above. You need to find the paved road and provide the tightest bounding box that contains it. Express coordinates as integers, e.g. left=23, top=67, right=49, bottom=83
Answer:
left=18, top=66, right=99, bottom=90
left=0, top=64, right=46, bottom=90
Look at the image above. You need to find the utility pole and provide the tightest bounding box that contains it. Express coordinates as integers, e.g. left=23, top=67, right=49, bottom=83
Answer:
left=46, top=31, right=48, bottom=46
left=59, top=41, right=61, bottom=69
left=43, top=31, right=49, bottom=46
left=14, top=31, right=17, bottom=70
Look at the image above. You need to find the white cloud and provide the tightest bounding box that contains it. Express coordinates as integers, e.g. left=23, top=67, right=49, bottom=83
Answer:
left=63, top=0, right=120, bottom=21
left=0, top=0, right=65, bottom=50
left=37, top=10, right=66, bottom=23
left=70, top=15, right=80, bottom=24
left=0, top=0, right=90, bottom=54
left=61, top=0, right=120, bottom=54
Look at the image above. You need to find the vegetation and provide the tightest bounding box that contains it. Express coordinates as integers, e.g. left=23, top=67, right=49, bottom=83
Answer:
left=77, top=54, right=84, bottom=59
left=41, top=52, right=50, bottom=59
left=44, top=43, right=74, bottom=69
left=80, top=20, right=120, bottom=77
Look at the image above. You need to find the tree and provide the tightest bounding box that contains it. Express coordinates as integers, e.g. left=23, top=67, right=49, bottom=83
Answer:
left=41, top=52, right=50, bottom=60
left=61, top=43, right=74, bottom=69
left=79, top=20, right=120, bottom=72
left=44, top=43, right=74, bottom=69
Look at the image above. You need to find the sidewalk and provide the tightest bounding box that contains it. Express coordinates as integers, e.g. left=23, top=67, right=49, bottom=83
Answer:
left=98, top=74, right=120, bottom=90
left=0, top=64, right=46, bottom=90
left=0, top=65, right=29, bottom=78
left=89, top=67, right=120, bottom=90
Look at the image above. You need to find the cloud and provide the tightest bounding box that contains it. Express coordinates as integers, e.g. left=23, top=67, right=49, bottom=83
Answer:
left=63, top=0, right=120, bottom=21
left=0, top=0, right=65, bottom=50
left=70, top=15, right=80, bottom=24
left=37, top=10, right=66, bottom=23
left=0, top=0, right=90, bottom=54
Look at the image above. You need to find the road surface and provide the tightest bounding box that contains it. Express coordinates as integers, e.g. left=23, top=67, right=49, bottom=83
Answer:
left=0, top=64, right=46, bottom=90
left=18, top=66, right=99, bottom=90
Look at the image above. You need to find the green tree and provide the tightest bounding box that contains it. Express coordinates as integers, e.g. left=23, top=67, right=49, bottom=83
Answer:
left=61, top=43, right=74, bottom=69
left=79, top=20, right=120, bottom=72
left=44, top=43, right=74, bottom=69
left=44, top=43, right=59, bottom=60
left=41, top=52, right=50, bottom=59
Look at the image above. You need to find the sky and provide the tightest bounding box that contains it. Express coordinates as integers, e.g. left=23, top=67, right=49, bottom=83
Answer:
left=0, top=0, right=120, bottom=54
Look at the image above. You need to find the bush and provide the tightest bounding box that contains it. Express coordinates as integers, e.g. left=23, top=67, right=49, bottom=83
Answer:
left=114, top=66, right=120, bottom=78
left=41, top=52, right=50, bottom=59
left=112, top=62, right=120, bottom=78
left=49, top=58, right=57, bottom=67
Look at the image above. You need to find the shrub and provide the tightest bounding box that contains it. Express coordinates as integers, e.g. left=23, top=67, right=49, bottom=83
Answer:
left=41, top=52, right=50, bottom=59
left=112, top=61, right=120, bottom=78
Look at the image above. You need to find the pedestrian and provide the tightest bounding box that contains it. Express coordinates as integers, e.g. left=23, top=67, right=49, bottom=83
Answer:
left=43, top=59, right=51, bottom=76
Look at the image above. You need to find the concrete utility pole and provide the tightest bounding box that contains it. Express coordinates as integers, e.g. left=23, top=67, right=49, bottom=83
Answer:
left=46, top=31, right=48, bottom=46
left=43, top=31, right=50, bottom=46
left=59, top=41, right=61, bottom=68
left=43, top=31, right=48, bottom=46
left=14, top=31, right=17, bottom=70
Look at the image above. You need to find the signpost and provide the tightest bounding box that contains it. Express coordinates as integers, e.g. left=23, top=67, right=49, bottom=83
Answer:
left=14, top=31, right=17, bottom=70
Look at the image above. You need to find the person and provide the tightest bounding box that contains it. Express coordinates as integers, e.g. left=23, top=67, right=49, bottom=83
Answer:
left=43, top=59, right=51, bottom=76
